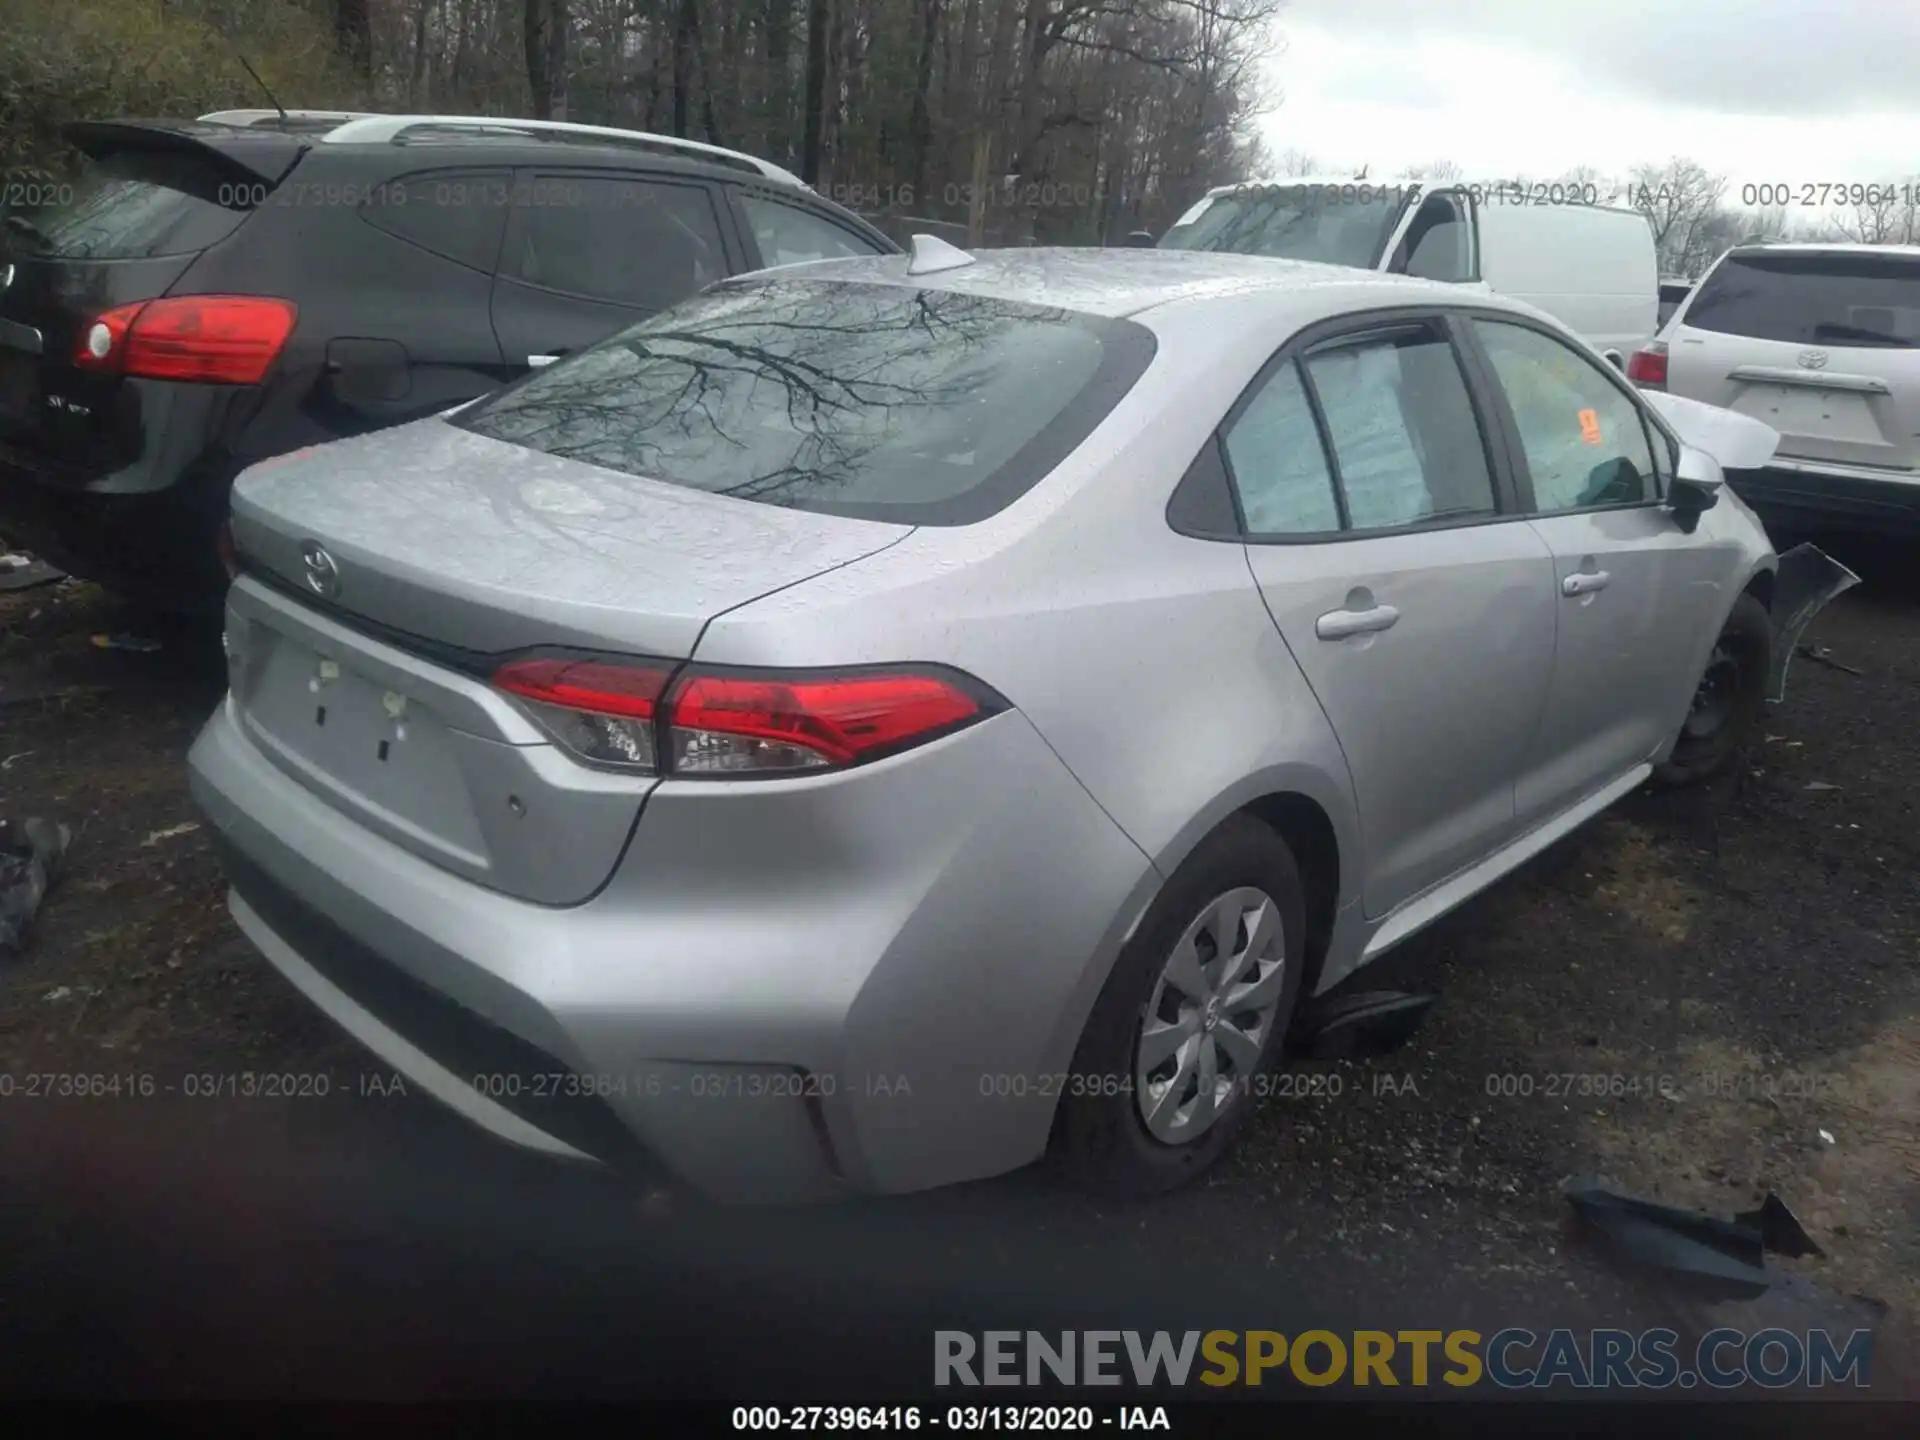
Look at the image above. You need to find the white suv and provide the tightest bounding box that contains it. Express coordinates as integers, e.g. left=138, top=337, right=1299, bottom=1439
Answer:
left=1630, top=243, right=1920, bottom=537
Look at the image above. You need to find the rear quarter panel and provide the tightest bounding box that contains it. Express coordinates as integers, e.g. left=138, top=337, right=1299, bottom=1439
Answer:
left=690, top=288, right=1370, bottom=897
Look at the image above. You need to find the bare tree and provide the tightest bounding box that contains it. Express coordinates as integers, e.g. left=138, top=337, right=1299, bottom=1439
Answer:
left=333, top=0, right=374, bottom=77
left=1405, top=159, right=1463, bottom=184
left=1626, top=158, right=1728, bottom=275
left=524, top=0, right=568, bottom=119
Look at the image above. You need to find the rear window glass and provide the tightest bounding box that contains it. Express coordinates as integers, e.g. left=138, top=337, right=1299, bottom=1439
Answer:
left=1683, top=252, right=1920, bottom=348
left=455, top=279, right=1156, bottom=524
left=3, top=149, right=252, bottom=260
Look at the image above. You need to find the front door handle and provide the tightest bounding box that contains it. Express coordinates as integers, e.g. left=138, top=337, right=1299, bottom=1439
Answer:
left=527, top=353, right=564, bottom=368
left=1562, top=570, right=1611, bottom=597
left=1315, top=604, right=1401, bottom=640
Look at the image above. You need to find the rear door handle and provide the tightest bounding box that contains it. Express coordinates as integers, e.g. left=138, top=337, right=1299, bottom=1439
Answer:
left=1315, top=604, right=1400, bottom=640
left=1562, top=570, right=1611, bottom=597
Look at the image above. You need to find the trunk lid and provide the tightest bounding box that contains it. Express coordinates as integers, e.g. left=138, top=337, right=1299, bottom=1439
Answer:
left=1668, top=248, right=1920, bottom=473
left=0, top=122, right=293, bottom=475
left=229, top=415, right=914, bottom=657
left=223, top=417, right=912, bottom=902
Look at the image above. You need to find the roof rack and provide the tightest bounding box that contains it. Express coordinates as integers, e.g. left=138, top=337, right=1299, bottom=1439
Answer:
left=199, top=109, right=381, bottom=134
left=317, top=114, right=806, bottom=188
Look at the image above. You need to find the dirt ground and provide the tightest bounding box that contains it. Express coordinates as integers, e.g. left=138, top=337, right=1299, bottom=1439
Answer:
left=1, top=536, right=1916, bottom=1401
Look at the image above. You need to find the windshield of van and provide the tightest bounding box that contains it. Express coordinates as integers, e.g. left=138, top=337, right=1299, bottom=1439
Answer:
left=1158, top=183, right=1412, bottom=267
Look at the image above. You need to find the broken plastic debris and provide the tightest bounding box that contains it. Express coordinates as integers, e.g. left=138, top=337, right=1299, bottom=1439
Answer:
left=1294, top=990, right=1435, bottom=1059
left=1732, top=1192, right=1825, bottom=1259
left=140, top=822, right=201, bottom=847
left=1804, top=781, right=1839, bottom=792
left=0, top=817, right=74, bottom=958
left=44, top=986, right=71, bottom=1002
left=1818, top=1128, right=1836, bottom=1145
left=0, top=554, right=64, bottom=592
left=90, top=633, right=163, bottom=653
left=1564, top=1175, right=1778, bottom=1299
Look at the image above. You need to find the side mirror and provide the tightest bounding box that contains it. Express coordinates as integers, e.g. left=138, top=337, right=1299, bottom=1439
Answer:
left=1665, top=445, right=1723, bottom=533
left=1603, top=350, right=1625, bottom=371
left=1126, top=230, right=1156, bottom=248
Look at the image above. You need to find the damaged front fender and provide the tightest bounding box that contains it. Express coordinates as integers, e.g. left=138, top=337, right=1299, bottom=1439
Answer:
left=1766, top=543, right=1861, bottom=703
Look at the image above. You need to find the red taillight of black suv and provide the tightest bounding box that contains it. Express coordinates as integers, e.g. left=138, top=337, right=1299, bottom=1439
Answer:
left=71, top=296, right=298, bottom=385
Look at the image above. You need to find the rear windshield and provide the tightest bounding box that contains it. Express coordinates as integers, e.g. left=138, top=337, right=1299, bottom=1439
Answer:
left=2, top=149, right=252, bottom=261
left=455, top=279, right=1156, bottom=524
left=1158, top=184, right=1410, bottom=268
left=1683, top=251, right=1920, bottom=348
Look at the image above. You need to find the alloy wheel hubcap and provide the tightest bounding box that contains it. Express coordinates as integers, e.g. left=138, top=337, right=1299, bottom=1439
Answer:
left=1134, top=886, right=1288, bottom=1145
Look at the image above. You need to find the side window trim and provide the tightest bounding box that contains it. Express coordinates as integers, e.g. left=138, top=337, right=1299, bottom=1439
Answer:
left=1458, top=311, right=1667, bottom=516
left=1294, top=356, right=1352, bottom=531
left=496, top=168, right=733, bottom=306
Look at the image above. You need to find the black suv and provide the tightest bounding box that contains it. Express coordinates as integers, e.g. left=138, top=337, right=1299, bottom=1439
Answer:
left=0, top=111, right=898, bottom=609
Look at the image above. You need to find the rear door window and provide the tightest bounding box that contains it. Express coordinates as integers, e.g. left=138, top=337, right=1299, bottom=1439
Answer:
left=3, top=149, right=251, bottom=260
left=1302, top=325, right=1498, bottom=530
left=1683, top=251, right=1920, bottom=348
left=358, top=170, right=512, bottom=273
left=737, top=192, right=885, bottom=267
left=456, top=278, right=1155, bottom=524
left=507, top=175, right=727, bottom=310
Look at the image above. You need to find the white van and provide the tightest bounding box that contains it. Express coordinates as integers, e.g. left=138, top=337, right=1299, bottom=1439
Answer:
left=1157, top=177, right=1659, bottom=366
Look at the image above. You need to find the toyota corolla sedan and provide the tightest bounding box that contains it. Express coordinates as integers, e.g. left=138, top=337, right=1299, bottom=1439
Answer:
left=190, top=242, right=1792, bottom=1202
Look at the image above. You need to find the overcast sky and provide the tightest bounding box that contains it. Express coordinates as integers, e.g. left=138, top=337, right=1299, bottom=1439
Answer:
left=1261, top=0, right=1920, bottom=197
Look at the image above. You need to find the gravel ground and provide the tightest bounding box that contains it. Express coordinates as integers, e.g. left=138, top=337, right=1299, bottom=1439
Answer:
left=0, top=538, right=1915, bottom=1402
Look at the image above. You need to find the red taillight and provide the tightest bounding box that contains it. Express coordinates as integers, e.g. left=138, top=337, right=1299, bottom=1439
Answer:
left=72, top=296, right=297, bottom=384
left=491, top=658, right=999, bottom=777
left=493, top=657, right=673, bottom=770
left=1626, top=343, right=1668, bottom=388
left=667, top=669, right=986, bottom=773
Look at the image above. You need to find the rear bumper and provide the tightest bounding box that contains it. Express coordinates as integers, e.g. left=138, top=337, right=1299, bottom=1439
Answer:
left=0, top=452, right=232, bottom=605
left=188, top=694, right=1156, bottom=1201
left=1729, top=460, right=1920, bottom=536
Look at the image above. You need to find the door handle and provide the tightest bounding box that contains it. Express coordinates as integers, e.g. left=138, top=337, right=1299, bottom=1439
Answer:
left=1562, top=570, right=1611, bottom=597
left=1315, top=604, right=1400, bottom=640
left=527, top=353, right=563, bottom=368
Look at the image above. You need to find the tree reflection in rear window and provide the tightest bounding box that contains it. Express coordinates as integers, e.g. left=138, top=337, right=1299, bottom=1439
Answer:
left=454, top=279, right=1156, bottom=524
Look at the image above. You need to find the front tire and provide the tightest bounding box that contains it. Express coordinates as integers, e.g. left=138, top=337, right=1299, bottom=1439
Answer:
left=1050, top=816, right=1307, bottom=1195
left=1653, top=592, right=1772, bottom=787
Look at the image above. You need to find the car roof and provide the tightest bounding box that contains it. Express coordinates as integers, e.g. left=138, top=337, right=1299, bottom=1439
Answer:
left=721, top=246, right=1475, bottom=318
left=1726, top=241, right=1920, bottom=260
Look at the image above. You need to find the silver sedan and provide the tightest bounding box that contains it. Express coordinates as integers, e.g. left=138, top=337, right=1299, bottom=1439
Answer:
left=190, top=243, right=1785, bottom=1201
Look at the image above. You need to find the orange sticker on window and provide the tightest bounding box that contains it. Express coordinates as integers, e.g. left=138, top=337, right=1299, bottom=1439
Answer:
left=1577, top=408, right=1603, bottom=445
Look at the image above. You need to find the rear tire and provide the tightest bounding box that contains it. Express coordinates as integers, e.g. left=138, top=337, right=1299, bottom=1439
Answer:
left=1653, top=593, right=1772, bottom=787
left=1050, top=816, right=1307, bottom=1196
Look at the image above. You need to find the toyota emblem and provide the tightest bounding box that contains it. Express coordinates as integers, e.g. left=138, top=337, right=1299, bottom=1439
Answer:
left=300, top=540, right=340, bottom=599
left=1796, top=349, right=1829, bottom=370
